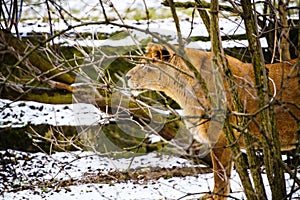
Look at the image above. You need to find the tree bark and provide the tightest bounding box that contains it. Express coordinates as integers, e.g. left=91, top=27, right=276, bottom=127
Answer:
left=278, top=0, right=291, bottom=61
left=241, top=0, right=286, bottom=199
left=210, top=1, right=266, bottom=199
left=166, top=0, right=184, bottom=49
left=299, top=1, right=300, bottom=57
left=0, top=82, right=72, bottom=104
left=195, top=0, right=210, bottom=35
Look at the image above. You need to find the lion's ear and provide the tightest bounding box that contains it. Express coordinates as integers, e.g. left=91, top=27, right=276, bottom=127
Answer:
left=145, top=43, right=171, bottom=61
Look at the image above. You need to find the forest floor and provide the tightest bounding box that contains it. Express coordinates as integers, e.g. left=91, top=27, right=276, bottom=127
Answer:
left=1, top=149, right=300, bottom=200
left=1, top=150, right=245, bottom=200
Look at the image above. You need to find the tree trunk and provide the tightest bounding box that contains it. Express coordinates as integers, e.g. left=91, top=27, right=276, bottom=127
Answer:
left=0, top=82, right=72, bottom=104
left=278, top=0, right=291, bottom=61
left=195, top=0, right=210, bottom=35
left=241, top=0, right=286, bottom=199
left=298, top=1, right=300, bottom=56
left=210, top=1, right=266, bottom=199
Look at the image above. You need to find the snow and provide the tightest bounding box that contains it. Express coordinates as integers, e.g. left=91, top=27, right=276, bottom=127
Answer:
left=0, top=150, right=244, bottom=200
left=15, top=16, right=268, bottom=50
left=0, top=99, right=110, bottom=128
left=1, top=150, right=299, bottom=200
left=2, top=180, right=203, bottom=200
left=20, top=0, right=172, bottom=21
left=13, top=0, right=269, bottom=50
left=17, top=17, right=256, bottom=49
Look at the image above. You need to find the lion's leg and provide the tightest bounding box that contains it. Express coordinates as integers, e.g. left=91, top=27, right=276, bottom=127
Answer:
left=211, top=146, right=232, bottom=197
left=202, top=136, right=232, bottom=200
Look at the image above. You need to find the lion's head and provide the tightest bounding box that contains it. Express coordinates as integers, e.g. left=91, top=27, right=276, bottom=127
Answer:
left=126, top=43, right=205, bottom=104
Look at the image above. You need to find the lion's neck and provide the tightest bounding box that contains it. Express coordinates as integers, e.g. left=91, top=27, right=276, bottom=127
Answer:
left=165, top=86, right=205, bottom=113
left=162, top=80, right=210, bottom=143
left=162, top=76, right=208, bottom=113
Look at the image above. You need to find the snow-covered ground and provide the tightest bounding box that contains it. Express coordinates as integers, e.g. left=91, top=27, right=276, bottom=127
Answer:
left=13, top=0, right=269, bottom=50
left=0, top=99, right=110, bottom=128
left=1, top=150, right=300, bottom=200
left=0, top=150, right=243, bottom=200
left=18, top=17, right=269, bottom=50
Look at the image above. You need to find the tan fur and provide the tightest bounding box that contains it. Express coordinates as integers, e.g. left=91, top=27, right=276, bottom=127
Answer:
left=126, top=43, right=300, bottom=199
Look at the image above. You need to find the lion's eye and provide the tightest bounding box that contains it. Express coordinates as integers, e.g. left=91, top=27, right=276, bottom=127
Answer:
left=155, top=52, right=161, bottom=59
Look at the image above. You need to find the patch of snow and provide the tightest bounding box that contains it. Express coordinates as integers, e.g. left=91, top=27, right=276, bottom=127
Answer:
left=187, top=37, right=268, bottom=50
left=0, top=99, right=110, bottom=128
left=147, top=134, right=162, bottom=144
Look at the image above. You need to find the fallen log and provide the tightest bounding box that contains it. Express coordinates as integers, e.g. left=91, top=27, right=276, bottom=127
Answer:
left=0, top=30, right=76, bottom=84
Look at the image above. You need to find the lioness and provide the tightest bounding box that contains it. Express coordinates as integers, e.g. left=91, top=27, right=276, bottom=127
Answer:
left=126, top=43, right=300, bottom=199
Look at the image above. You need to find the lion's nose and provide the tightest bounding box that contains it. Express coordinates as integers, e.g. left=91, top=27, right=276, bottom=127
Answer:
left=125, top=75, right=131, bottom=80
